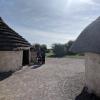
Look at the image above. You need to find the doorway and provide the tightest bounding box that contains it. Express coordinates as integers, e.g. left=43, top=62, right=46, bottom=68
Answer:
left=23, top=50, right=29, bottom=66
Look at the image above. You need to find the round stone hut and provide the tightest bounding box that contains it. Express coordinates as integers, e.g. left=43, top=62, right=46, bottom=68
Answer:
left=0, top=17, right=31, bottom=72
left=70, top=17, right=100, bottom=98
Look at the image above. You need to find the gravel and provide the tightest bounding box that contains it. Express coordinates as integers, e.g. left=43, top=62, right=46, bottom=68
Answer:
left=0, top=58, right=85, bottom=100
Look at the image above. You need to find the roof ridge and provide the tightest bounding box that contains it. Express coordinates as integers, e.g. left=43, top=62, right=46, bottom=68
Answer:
left=96, top=16, right=100, bottom=20
left=0, top=17, right=3, bottom=22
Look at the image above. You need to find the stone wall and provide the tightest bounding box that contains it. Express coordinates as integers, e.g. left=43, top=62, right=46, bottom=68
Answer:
left=0, top=51, right=23, bottom=72
left=85, top=53, right=100, bottom=96
left=30, top=51, right=37, bottom=63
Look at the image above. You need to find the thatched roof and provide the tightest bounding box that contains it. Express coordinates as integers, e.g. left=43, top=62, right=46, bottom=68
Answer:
left=0, top=17, right=31, bottom=51
left=70, top=17, right=100, bottom=54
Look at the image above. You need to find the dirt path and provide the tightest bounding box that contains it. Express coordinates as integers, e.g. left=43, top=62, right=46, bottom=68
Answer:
left=0, top=58, right=85, bottom=100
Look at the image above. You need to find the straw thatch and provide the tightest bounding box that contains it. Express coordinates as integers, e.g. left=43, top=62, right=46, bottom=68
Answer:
left=0, top=17, right=31, bottom=51
left=70, top=17, right=100, bottom=54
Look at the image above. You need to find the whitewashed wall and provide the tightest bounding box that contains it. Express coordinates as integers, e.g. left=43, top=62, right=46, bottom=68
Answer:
left=0, top=51, right=23, bottom=72
left=85, top=53, right=100, bottom=96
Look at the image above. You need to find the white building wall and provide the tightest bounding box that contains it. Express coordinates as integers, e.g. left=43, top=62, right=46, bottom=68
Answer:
left=0, top=51, right=23, bottom=72
left=85, top=53, right=100, bottom=96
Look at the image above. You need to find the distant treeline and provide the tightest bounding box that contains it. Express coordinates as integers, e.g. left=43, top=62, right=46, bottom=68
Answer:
left=31, top=44, right=47, bottom=52
left=51, top=40, right=75, bottom=57
left=32, top=40, right=84, bottom=57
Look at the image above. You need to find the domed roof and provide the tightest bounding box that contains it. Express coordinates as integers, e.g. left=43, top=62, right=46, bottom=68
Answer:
left=0, top=17, right=31, bottom=51
left=70, top=17, right=100, bottom=54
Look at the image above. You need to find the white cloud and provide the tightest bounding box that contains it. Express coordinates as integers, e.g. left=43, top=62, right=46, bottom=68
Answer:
left=79, top=0, right=100, bottom=5
left=0, top=0, right=100, bottom=47
left=80, top=0, right=94, bottom=4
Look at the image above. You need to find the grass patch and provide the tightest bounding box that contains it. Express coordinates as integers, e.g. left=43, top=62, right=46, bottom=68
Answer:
left=46, top=50, right=54, bottom=57
left=46, top=52, right=84, bottom=59
left=64, top=55, right=85, bottom=59
left=46, top=50, right=84, bottom=59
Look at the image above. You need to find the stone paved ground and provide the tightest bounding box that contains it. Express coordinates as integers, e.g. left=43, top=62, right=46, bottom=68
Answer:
left=0, top=58, right=85, bottom=100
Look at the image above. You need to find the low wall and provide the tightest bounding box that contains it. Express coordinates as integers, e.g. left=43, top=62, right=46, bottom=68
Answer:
left=0, top=51, right=23, bottom=72
left=85, top=53, right=100, bottom=96
left=30, top=51, right=37, bottom=63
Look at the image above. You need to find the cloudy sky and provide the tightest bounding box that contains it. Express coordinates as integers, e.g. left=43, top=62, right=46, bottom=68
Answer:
left=0, top=0, right=100, bottom=48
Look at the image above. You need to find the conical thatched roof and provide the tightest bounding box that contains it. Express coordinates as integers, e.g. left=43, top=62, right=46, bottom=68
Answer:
left=0, top=17, right=31, bottom=51
left=70, top=17, right=100, bottom=54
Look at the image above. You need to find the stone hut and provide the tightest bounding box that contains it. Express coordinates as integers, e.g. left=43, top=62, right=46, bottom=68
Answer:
left=30, top=46, right=37, bottom=64
left=0, top=17, right=31, bottom=72
left=70, top=17, right=100, bottom=97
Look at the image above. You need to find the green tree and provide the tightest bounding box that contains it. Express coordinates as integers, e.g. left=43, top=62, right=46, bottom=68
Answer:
left=66, top=40, right=75, bottom=55
left=40, top=44, right=47, bottom=52
left=34, top=44, right=41, bottom=51
left=52, top=44, right=66, bottom=57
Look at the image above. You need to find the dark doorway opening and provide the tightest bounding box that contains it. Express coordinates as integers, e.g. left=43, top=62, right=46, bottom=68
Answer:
left=23, top=50, right=29, bottom=66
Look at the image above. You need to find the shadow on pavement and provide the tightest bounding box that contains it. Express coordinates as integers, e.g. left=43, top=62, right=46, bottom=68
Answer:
left=75, top=87, right=100, bottom=100
left=0, top=64, right=44, bottom=81
left=31, top=64, right=43, bottom=69
left=0, top=71, right=13, bottom=81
